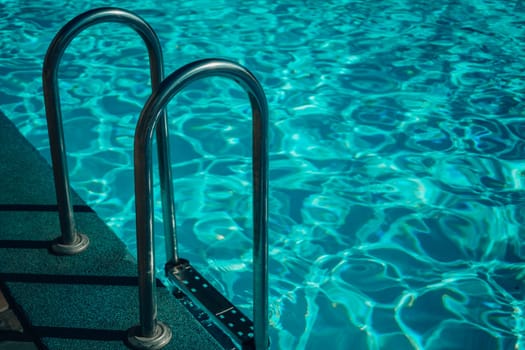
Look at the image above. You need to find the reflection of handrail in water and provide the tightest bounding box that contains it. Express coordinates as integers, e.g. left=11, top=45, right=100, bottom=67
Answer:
left=129, top=58, right=269, bottom=349
left=42, top=7, right=176, bottom=257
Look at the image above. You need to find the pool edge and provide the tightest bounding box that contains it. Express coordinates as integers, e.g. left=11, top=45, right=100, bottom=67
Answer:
left=0, top=110, right=225, bottom=350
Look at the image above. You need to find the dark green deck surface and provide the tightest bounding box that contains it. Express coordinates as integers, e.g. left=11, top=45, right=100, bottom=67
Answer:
left=0, top=112, right=223, bottom=350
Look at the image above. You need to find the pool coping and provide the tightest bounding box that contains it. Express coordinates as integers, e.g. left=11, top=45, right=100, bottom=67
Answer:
left=0, top=111, right=225, bottom=350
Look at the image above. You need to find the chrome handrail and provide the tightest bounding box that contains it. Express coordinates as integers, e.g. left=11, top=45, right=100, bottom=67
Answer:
left=42, top=7, right=177, bottom=258
left=129, top=58, right=269, bottom=349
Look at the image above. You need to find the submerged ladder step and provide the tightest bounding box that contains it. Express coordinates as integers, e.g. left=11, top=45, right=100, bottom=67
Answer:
left=167, top=259, right=255, bottom=350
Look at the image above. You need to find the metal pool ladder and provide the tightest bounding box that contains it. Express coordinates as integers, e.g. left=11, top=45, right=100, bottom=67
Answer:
left=127, top=59, right=269, bottom=350
left=42, top=7, right=176, bottom=255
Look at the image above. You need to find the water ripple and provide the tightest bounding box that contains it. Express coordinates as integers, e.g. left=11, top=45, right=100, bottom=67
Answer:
left=2, top=0, right=525, bottom=349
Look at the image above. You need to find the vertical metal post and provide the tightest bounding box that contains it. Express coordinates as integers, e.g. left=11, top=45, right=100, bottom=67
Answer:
left=130, top=58, right=269, bottom=349
left=251, top=92, right=269, bottom=350
left=42, top=7, right=178, bottom=261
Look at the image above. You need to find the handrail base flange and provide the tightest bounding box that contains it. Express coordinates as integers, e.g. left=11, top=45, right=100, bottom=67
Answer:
left=50, top=233, right=89, bottom=255
left=126, top=321, right=172, bottom=350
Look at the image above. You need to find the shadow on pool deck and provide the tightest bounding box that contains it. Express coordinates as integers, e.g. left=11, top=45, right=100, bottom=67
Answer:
left=0, top=111, right=224, bottom=350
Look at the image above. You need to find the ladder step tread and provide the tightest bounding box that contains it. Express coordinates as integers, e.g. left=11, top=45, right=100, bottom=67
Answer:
left=168, top=261, right=255, bottom=350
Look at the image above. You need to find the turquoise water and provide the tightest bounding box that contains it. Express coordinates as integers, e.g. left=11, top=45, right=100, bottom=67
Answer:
left=2, top=0, right=525, bottom=348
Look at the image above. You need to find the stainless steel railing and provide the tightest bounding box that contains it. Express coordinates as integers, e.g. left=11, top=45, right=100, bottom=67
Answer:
left=128, top=58, right=269, bottom=350
left=43, top=7, right=177, bottom=256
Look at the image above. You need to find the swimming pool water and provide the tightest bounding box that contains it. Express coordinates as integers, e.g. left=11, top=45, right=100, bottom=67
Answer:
left=2, top=0, right=525, bottom=349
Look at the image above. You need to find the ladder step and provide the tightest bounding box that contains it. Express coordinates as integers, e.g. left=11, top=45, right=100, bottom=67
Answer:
left=167, top=260, right=255, bottom=350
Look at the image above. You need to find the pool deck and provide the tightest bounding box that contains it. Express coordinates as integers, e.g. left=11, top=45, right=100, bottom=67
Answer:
left=0, top=111, right=224, bottom=349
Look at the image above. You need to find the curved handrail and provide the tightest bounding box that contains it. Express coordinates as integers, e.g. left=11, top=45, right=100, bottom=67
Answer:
left=131, top=58, right=269, bottom=349
left=42, top=7, right=177, bottom=258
